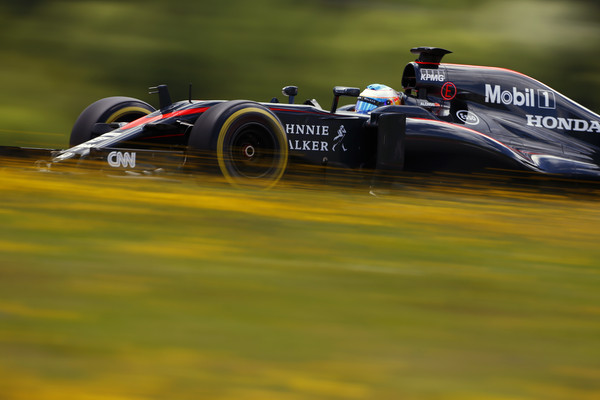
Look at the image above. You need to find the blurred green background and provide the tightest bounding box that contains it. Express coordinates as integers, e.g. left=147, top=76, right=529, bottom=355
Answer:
left=0, top=0, right=599, bottom=148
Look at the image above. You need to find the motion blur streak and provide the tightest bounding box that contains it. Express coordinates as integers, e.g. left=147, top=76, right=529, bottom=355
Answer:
left=1, top=160, right=599, bottom=400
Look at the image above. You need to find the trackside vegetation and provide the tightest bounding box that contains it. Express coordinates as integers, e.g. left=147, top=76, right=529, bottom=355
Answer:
left=0, top=164, right=599, bottom=399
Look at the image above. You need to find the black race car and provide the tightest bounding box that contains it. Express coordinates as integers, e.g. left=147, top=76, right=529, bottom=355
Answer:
left=3, top=46, right=600, bottom=188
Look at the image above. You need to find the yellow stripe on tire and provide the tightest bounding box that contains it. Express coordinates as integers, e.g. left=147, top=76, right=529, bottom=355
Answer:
left=106, top=106, right=152, bottom=123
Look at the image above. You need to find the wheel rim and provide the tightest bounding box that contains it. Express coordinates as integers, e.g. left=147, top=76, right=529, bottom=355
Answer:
left=226, top=122, right=280, bottom=179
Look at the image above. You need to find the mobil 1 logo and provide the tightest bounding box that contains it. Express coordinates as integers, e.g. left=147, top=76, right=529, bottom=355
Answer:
left=484, top=84, right=556, bottom=109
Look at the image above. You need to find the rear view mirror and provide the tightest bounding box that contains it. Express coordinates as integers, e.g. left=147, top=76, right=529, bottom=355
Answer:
left=282, top=86, right=298, bottom=104
left=331, top=86, right=360, bottom=113
left=333, top=86, right=360, bottom=97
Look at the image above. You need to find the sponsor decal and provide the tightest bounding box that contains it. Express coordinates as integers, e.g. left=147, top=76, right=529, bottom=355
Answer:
left=288, top=139, right=328, bottom=151
left=107, top=151, right=136, bottom=168
left=284, top=123, right=351, bottom=152
left=420, top=69, right=445, bottom=82
left=285, top=124, right=329, bottom=136
left=286, top=123, right=331, bottom=152
left=526, top=115, right=600, bottom=133
left=332, top=125, right=348, bottom=152
left=485, top=84, right=556, bottom=109
left=456, top=110, right=480, bottom=125
left=441, top=82, right=457, bottom=100
left=416, top=99, right=440, bottom=108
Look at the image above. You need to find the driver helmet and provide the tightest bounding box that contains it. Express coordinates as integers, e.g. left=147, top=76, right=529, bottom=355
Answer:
left=355, top=84, right=401, bottom=114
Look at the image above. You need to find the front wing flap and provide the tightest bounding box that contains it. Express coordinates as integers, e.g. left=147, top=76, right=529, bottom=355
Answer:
left=0, top=145, right=58, bottom=161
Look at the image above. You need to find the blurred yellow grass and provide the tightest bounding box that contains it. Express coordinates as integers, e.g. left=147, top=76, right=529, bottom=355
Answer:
left=3, top=163, right=600, bottom=240
left=0, top=302, right=80, bottom=320
left=0, top=162, right=599, bottom=400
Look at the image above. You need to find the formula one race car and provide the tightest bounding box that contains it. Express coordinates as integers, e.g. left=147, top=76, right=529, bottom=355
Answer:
left=2, top=46, right=600, bottom=188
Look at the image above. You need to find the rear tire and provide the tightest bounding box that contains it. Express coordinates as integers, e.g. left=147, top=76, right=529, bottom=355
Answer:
left=70, top=96, right=155, bottom=146
left=188, top=101, right=288, bottom=189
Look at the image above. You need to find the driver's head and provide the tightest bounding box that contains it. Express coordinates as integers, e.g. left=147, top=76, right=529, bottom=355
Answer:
left=355, top=84, right=401, bottom=114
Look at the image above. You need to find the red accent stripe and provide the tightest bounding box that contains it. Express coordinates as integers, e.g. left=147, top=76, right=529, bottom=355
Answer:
left=166, top=107, right=209, bottom=118
left=120, top=107, right=209, bottom=130
left=121, top=115, right=162, bottom=130
left=444, top=63, right=546, bottom=85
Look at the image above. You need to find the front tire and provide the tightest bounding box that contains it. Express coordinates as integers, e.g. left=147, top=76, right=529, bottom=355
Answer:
left=70, top=96, right=156, bottom=147
left=188, top=101, right=288, bottom=189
